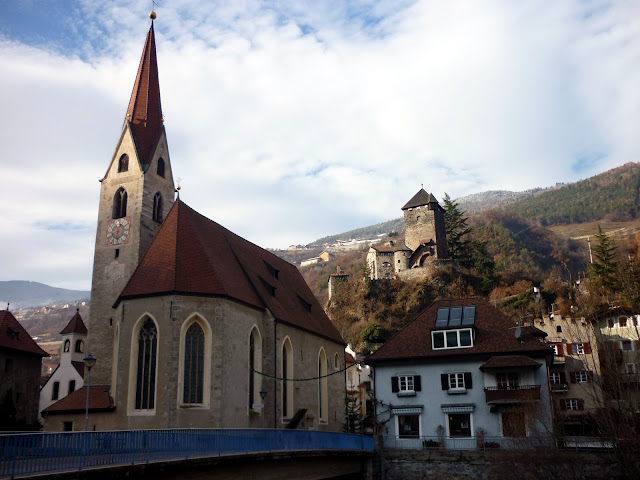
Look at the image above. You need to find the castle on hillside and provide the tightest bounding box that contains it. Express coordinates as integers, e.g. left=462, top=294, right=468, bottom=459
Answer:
left=367, top=188, right=449, bottom=280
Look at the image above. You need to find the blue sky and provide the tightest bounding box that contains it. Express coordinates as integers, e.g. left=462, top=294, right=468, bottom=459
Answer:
left=0, top=0, right=639, bottom=290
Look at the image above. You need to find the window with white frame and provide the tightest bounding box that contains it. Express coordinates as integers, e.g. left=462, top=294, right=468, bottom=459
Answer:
left=565, top=399, right=579, bottom=411
left=399, top=375, right=414, bottom=392
left=552, top=344, right=559, bottom=355
left=392, top=375, right=421, bottom=396
left=575, top=371, right=588, bottom=383
left=574, top=343, right=585, bottom=354
left=550, top=372, right=562, bottom=384
left=496, top=372, right=519, bottom=389
left=449, top=373, right=465, bottom=389
left=432, top=328, right=473, bottom=350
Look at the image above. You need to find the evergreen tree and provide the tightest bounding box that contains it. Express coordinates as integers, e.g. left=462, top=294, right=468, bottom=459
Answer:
left=588, top=225, right=619, bottom=292
left=443, top=193, right=471, bottom=261
left=471, top=240, right=498, bottom=295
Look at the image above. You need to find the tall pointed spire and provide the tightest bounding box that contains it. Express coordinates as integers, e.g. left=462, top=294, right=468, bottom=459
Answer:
left=125, top=11, right=163, bottom=167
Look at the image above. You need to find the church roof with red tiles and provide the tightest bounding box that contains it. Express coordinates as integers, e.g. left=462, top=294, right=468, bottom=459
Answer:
left=60, top=309, right=88, bottom=335
left=125, top=20, right=164, bottom=169
left=367, top=298, right=552, bottom=364
left=0, top=310, right=48, bottom=357
left=42, top=385, right=115, bottom=415
left=117, top=200, right=344, bottom=344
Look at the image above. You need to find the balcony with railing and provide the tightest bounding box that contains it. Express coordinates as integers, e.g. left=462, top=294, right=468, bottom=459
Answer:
left=484, top=385, right=541, bottom=404
left=553, top=355, right=566, bottom=365
left=550, top=383, right=569, bottom=393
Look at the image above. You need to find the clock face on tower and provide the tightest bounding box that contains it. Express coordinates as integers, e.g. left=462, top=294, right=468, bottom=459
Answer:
left=106, top=217, right=131, bottom=245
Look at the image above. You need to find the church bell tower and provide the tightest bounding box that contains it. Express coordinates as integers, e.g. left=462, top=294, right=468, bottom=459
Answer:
left=87, top=12, right=175, bottom=385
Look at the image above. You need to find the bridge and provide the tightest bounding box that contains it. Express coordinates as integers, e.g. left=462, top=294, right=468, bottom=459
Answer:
left=0, top=429, right=374, bottom=479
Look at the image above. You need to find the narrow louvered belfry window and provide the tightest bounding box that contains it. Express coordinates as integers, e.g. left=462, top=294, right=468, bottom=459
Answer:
left=183, top=322, right=204, bottom=404
left=112, top=187, right=127, bottom=219
left=135, top=317, right=157, bottom=410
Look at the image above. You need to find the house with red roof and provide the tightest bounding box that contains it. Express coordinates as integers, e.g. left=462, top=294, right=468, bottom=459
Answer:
left=366, top=298, right=554, bottom=448
left=39, top=309, right=89, bottom=425
left=0, top=309, right=48, bottom=430
left=43, top=13, right=345, bottom=432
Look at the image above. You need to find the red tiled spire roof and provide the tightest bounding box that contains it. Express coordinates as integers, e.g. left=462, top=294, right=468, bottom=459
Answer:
left=125, top=20, right=163, bottom=168
left=117, top=200, right=344, bottom=344
left=60, top=309, right=88, bottom=335
left=0, top=310, right=48, bottom=357
left=41, top=385, right=115, bottom=415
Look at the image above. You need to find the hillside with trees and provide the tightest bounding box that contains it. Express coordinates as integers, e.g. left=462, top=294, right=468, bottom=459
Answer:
left=506, top=162, right=640, bottom=225
left=302, top=195, right=589, bottom=346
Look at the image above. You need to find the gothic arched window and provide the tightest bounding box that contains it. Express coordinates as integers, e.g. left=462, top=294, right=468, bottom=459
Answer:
left=183, top=322, right=204, bottom=404
left=112, top=187, right=127, bottom=219
left=248, top=327, right=262, bottom=410
left=157, top=158, right=165, bottom=178
left=75, top=340, right=84, bottom=353
left=135, top=317, right=158, bottom=410
left=118, top=154, right=129, bottom=173
left=318, top=348, right=328, bottom=422
left=282, top=338, right=294, bottom=419
left=153, top=192, right=163, bottom=223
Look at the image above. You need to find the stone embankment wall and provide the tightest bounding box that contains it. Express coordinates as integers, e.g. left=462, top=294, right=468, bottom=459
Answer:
left=373, top=449, right=628, bottom=480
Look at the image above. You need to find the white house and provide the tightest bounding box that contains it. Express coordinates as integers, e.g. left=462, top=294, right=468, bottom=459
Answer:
left=39, top=309, right=87, bottom=423
left=366, top=298, right=554, bottom=449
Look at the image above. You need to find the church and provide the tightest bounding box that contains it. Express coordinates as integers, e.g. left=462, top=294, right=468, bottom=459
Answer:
left=42, top=13, right=346, bottom=432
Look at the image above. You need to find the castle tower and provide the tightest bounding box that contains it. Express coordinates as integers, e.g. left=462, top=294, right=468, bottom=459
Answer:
left=401, top=188, right=448, bottom=258
left=87, top=13, right=175, bottom=385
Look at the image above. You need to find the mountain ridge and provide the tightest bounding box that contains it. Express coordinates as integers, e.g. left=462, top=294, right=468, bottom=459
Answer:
left=309, top=163, right=640, bottom=245
left=0, top=280, right=90, bottom=310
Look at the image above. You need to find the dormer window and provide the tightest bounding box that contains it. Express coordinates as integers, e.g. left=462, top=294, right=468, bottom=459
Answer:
left=432, top=328, right=473, bottom=350
left=118, top=154, right=129, bottom=173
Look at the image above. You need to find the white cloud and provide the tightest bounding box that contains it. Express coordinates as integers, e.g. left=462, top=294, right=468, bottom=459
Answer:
left=0, top=0, right=639, bottom=290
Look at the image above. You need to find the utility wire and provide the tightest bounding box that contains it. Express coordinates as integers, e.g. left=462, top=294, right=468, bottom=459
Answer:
left=251, top=362, right=359, bottom=382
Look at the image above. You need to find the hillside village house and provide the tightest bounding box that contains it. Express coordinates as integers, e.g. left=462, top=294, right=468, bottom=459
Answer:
left=593, top=307, right=640, bottom=433
left=366, top=299, right=554, bottom=448
left=367, top=189, right=449, bottom=280
left=40, top=310, right=88, bottom=423
left=0, top=310, right=48, bottom=430
left=42, top=14, right=346, bottom=432
left=533, top=313, right=603, bottom=436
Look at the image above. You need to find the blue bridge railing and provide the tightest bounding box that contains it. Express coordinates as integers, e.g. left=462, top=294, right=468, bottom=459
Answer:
left=0, top=429, right=373, bottom=478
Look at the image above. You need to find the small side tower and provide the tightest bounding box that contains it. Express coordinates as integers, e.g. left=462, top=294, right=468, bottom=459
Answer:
left=402, top=188, right=448, bottom=259
left=39, top=309, right=88, bottom=418
left=60, top=308, right=88, bottom=366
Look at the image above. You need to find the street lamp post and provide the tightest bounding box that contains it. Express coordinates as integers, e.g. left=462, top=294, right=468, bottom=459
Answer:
left=259, top=389, right=267, bottom=429
left=83, top=355, right=97, bottom=432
